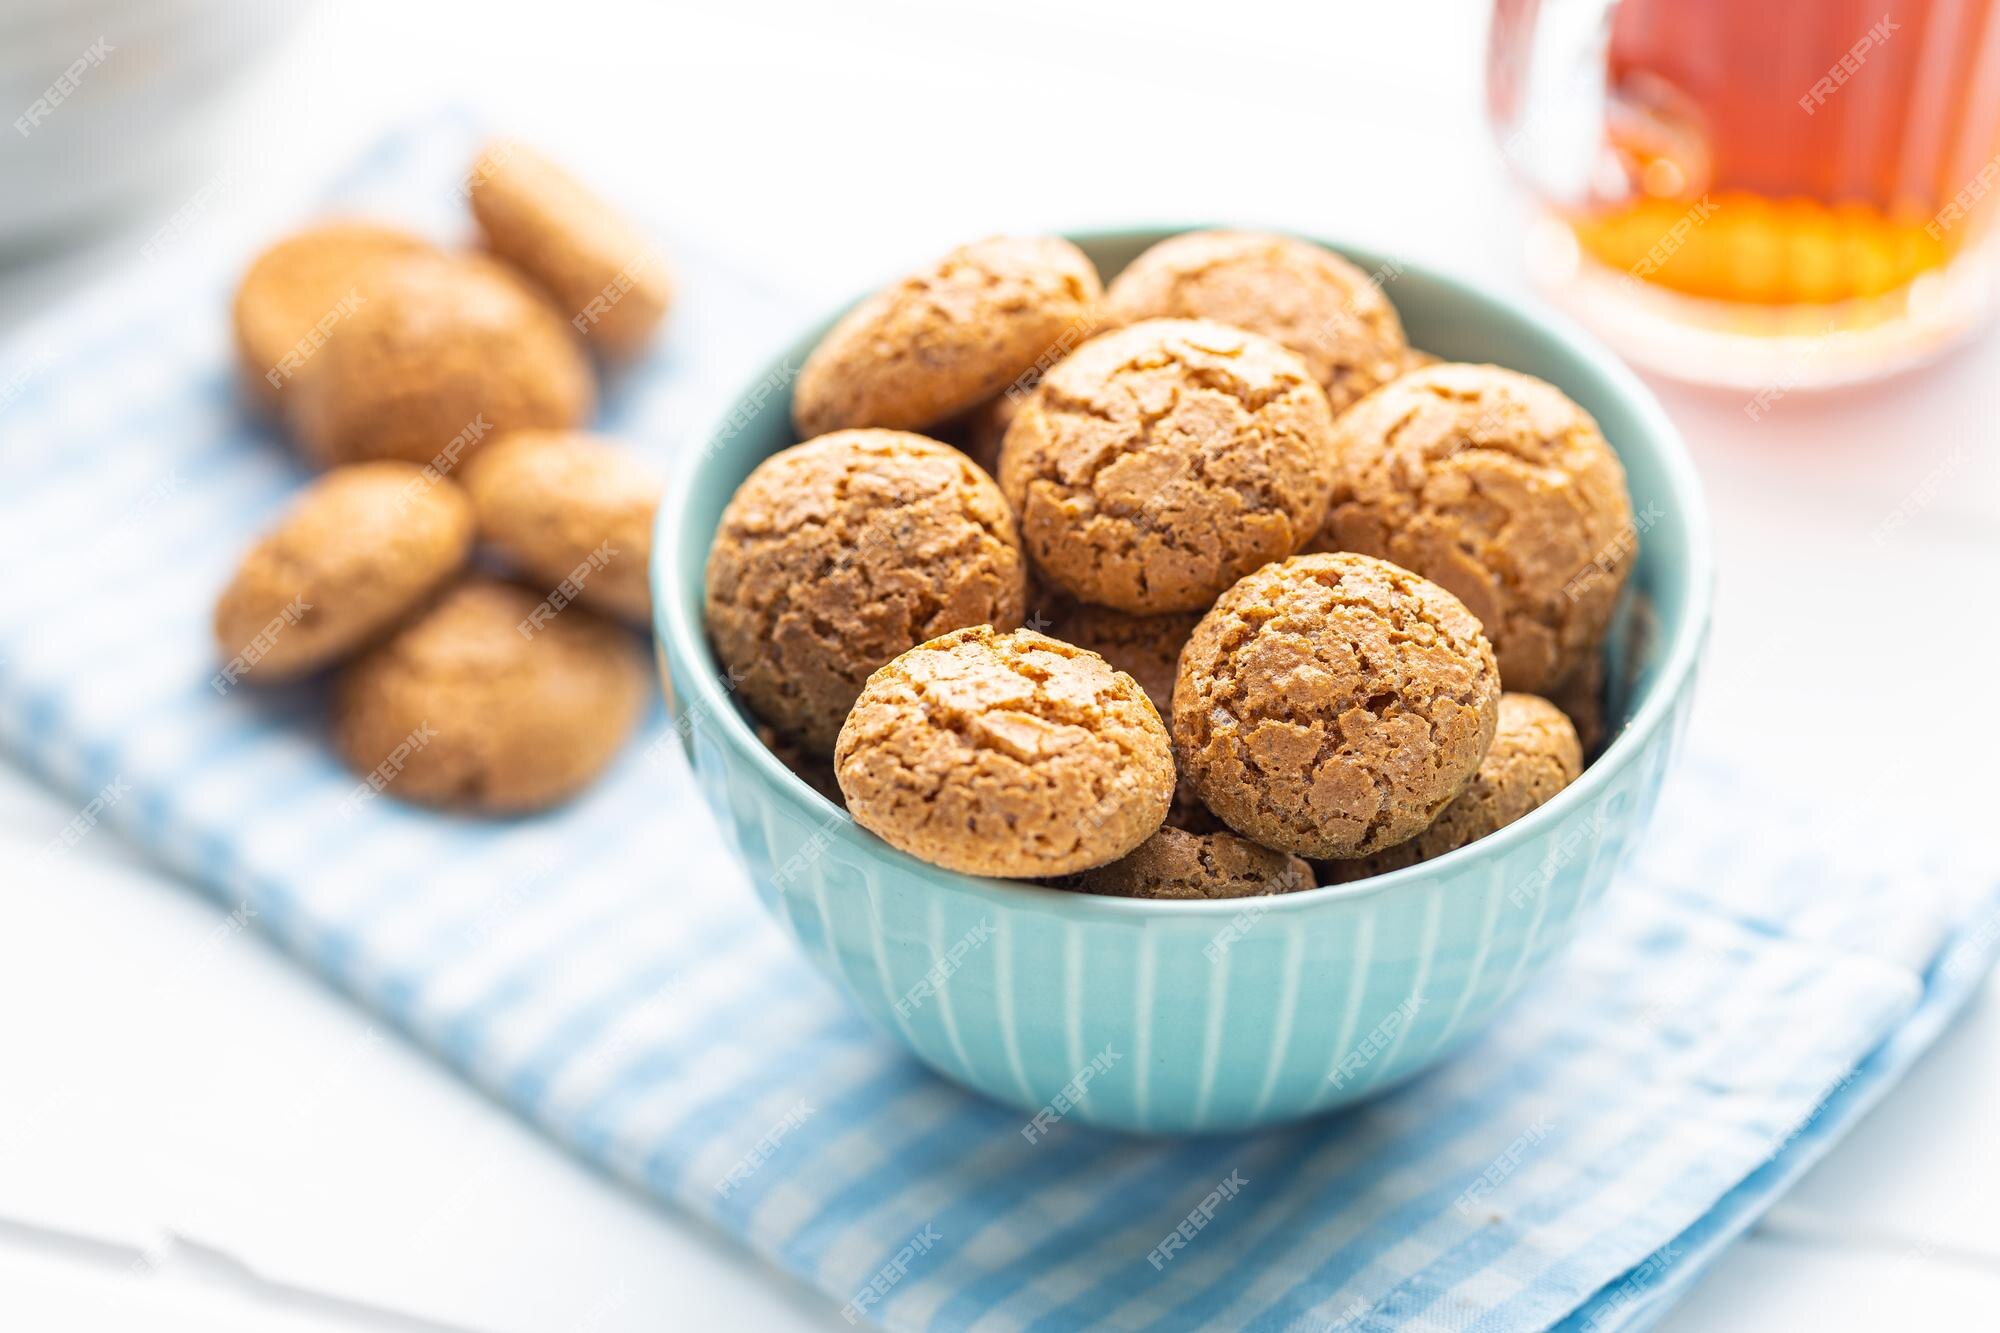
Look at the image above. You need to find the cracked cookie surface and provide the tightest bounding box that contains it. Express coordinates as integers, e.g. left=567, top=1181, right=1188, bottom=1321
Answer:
left=1173, top=552, right=1500, bottom=858
left=706, top=430, right=1028, bottom=755
left=1103, top=231, right=1407, bottom=414
left=332, top=580, right=648, bottom=813
left=834, top=627, right=1173, bottom=878
left=1062, top=826, right=1314, bottom=900
left=1322, top=692, right=1581, bottom=881
left=998, top=318, right=1337, bottom=614
left=791, top=235, right=1101, bottom=437
left=1314, top=363, right=1634, bottom=695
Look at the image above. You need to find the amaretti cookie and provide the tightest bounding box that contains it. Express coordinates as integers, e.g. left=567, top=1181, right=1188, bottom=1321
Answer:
left=998, top=318, right=1338, bottom=614
left=213, top=462, right=474, bottom=682
left=1173, top=553, right=1501, bottom=859
left=1102, top=230, right=1408, bottom=413
left=232, top=221, right=434, bottom=411
left=1065, top=827, right=1314, bottom=900
left=294, top=253, right=594, bottom=468
left=791, top=235, right=1101, bottom=437
left=1323, top=693, right=1582, bottom=882
left=466, top=138, right=672, bottom=358
left=331, top=580, right=648, bottom=813
left=705, top=430, right=1028, bottom=754
left=463, top=430, right=663, bottom=625
left=1315, top=362, right=1635, bottom=694
left=834, top=627, right=1173, bottom=878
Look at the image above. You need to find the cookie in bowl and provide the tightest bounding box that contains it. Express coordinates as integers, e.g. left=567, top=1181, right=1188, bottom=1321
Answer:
left=705, top=429, right=1027, bottom=754
left=1102, top=229, right=1407, bottom=413
left=834, top=627, right=1173, bottom=878
left=1173, top=552, right=1501, bottom=859
left=999, top=318, right=1337, bottom=614
left=1317, top=362, right=1636, bottom=695
left=791, top=235, right=1101, bottom=437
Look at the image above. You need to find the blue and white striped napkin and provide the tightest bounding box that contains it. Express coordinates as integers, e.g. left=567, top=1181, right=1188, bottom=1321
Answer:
left=3, top=116, right=1996, bottom=1332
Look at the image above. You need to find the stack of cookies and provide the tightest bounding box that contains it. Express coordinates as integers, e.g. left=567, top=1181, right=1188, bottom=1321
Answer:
left=707, top=231, right=1634, bottom=895
left=213, top=141, right=671, bottom=813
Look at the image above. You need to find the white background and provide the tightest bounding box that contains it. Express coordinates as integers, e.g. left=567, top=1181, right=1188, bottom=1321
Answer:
left=3, top=1, right=1998, bottom=1329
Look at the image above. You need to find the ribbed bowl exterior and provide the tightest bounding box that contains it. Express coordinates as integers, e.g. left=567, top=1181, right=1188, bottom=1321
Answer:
left=656, top=228, right=1712, bottom=1135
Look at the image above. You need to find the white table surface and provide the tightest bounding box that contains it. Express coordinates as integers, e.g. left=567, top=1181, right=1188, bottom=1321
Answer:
left=3, top=2, right=1997, bottom=1328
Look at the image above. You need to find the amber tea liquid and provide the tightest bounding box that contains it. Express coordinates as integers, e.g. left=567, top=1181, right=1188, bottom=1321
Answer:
left=1490, top=0, right=2000, bottom=383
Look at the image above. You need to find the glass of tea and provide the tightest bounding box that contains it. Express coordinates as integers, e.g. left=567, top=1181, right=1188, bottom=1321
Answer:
left=1488, top=0, right=2000, bottom=388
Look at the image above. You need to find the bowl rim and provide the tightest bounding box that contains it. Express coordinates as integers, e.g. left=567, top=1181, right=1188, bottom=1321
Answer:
left=653, top=224, right=1715, bottom=921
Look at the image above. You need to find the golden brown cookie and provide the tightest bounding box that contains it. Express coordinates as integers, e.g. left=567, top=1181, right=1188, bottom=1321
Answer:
left=1315, top=363, right=1635, bottom=694
left=232, top=221, right=435, bottom=412
left=466, top=138, right=672, bottom=358
left=213, top=462, right=474, bottom=684
left=1322, top=693, right=1582, bottom=882
left=834, top=627, right=1173, bottom=878
left=1101, top=231, right=1407, bottom=414
left=1173, top=553, right=1501, bottom=859
left=294, top=253, right=594, bottom=469
left=791, top=236, right=1102, bottom=437
left=706, top=430, right=1028, bottom=754
left=331, top=580, right=648, bottom=813
left=463, top=430, right=663, bottom=626
left=998, top=318, right=1338, bottom=614
left=1063, top=827, right=1315, bottom=900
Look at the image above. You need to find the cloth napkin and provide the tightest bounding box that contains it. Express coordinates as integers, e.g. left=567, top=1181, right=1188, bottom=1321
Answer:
left=3, top=115, right=1995, bottom=1333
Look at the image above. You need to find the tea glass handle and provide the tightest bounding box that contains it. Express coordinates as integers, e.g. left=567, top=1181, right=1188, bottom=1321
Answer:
left=1486, top=0, right=1627, bottom=210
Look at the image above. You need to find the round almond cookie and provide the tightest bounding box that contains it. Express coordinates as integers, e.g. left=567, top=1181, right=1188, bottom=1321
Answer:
left=1174, top=552, right=1501, bottom=859
left=1315, top=362, right=1636, bottom=695
left=213, top=462, right=474, bottom=684
left=998, top=318, right=1338, bottom=615
left=294, top=253, right=594, bottom=469
left=791, top=235, right=1102, bottom=437
left=232, top=221, right=435, bottom=412
left=834, top=627, right=1174, bottom=878
left=1063, top=827, right=1315, bottom=900
left=1322, top=693, right=1582, bottom=883
left=1102, top=230, right=1408, bottom=414
left=466, top=138, right=672, bottom=358
left=706, top=430, right=1028, bottom=755
left=463, top=431, right=663, bottom=626
left=331, top=580, right=648, bottom=814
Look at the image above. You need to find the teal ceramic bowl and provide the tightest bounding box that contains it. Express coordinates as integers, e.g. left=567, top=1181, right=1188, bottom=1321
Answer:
left=652, top=228, right=1712, bottom=1134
